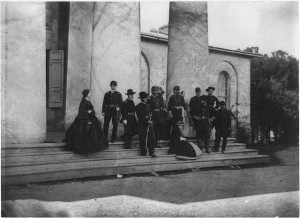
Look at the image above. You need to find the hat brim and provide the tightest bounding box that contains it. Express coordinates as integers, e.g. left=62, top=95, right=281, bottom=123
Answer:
left=138, top=94, right=149, bottom=98
left=125, top=92, right=136, bottom=95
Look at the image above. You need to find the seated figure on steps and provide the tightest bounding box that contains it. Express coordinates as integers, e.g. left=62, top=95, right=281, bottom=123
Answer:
left=171, top=121, right=203, bottom=160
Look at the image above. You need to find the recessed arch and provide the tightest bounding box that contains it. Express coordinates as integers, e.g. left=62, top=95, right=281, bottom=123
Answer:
left=141, top=51, right=150, bottom=93
left=209, top=60, right=238, bottom=110
left=218, top=71, right=230, bottom=107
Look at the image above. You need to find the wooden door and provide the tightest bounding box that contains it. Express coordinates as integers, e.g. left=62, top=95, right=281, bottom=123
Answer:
left=48, top=50, right=64, bottom=108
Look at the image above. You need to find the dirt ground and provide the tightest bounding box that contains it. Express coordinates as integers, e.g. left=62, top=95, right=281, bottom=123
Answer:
left=2, top=143, right=299, bottom=216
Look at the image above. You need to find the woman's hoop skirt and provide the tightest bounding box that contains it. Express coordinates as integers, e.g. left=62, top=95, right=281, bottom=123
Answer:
left=175, top=140, right=202, bottom=160
left=65, top=99, right=108, bottom=154
left=171, top=123, right=202, bottom=160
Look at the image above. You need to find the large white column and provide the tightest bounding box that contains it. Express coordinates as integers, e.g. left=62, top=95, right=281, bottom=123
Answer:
left=167, top=2, right=209, bottom=136
left=91, top=2, right=141, bottom=125
left=65, top=2, right=94, bottom=129
left=1, top=2, right=46, bottom=143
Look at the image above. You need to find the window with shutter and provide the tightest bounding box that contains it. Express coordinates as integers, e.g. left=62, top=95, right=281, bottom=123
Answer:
left=48, top=50, right=64, bottom=108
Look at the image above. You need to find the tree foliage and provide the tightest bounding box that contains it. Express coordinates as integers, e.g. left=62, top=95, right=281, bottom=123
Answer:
left=249, top=48, right=299, bottom=143
left=150, top=24, right=168, bottom=35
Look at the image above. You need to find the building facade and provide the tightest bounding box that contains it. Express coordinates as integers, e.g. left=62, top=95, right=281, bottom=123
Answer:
left=1, top=2, right=260, bottom=144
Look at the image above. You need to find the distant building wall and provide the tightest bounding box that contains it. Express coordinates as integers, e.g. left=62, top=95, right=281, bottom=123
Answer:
left=208, top=52, right=251, bottom=120
left=141, top=37, right=251, bottom=118
left=141, top=36, right=252, bottom=138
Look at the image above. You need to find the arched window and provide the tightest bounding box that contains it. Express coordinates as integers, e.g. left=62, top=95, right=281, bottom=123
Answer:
left=218, top=71, right=230, bottom=107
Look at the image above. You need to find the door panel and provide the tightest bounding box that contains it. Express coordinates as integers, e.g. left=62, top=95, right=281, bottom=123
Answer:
left=48, top=50, right=64, bottom=108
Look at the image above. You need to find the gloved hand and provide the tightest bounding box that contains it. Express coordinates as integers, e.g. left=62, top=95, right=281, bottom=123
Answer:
left=123, top=120, right=127, bottom=125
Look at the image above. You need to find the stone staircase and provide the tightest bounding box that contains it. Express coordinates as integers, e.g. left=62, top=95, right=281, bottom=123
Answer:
left=1, top=138, right=270, bottom=185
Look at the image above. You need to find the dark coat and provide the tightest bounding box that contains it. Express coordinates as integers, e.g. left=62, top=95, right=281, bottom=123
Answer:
left=214, top=108, right=231, bottom=131
left=102, top=91, right=123, bottom=113
left=148, top=95, right=164, bottom=124
left=120, top=98, right=137, bottom=124
left=205, top=94, right=219, bottom=109
left=136, top=102, right=151, bottom=127
left=189, top=95, right=202, bottom=116
left=194, top=103, right=215, bottom=131
left=167, top=95, right=187, bottom=111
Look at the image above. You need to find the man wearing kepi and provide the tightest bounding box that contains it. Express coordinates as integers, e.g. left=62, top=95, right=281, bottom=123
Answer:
left=189, top=87, right=202, bottom=147
left=193, top=95, right=215, bottom=153
left=148, top=86, right=164, bottom=148
left=121, top=89, right=137, bottom=149
left=214, top=101, right=232, bottom=153
left=102, top=81, right=123, bottom=143
left=168, top=86, right=188, bottom=154
left=136, top=92, right=157, bottom=157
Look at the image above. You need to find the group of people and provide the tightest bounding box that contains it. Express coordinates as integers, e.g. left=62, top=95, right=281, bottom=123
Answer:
left=64, top=80, right=232, bottom=159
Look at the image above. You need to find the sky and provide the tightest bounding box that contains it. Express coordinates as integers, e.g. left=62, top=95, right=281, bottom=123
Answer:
left=140, top=1, right=299, bottom=58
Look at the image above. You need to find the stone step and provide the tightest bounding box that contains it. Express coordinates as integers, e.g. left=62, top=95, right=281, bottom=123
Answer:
left=2, top=149, right=258, bottom=167
left=1, top=138, right=237, bottom=155
left=2, top=155, right=270, bottom=185
left=1, top=142, right=246, bottom=161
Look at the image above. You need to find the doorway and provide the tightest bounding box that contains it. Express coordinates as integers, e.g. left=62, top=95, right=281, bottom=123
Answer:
left=46, top=2, right=70, bottom=141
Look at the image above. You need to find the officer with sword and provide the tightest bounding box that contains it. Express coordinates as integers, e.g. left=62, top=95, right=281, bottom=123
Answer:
left=136, top=91, right=157, bottom=157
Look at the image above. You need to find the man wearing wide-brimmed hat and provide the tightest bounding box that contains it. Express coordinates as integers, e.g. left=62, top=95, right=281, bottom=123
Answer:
left=121, top=89, right=137, bottom=149
left=102, top=81, right=123, bottom=143
left=135, top=91, right=157, bottom=157
left=205, top=86, right=220, bottom=136
left=189, top=87, right=202, bottom=146
left=157, top=86, right=170, bottom=139
left=205, top=86, right=219, bottom=110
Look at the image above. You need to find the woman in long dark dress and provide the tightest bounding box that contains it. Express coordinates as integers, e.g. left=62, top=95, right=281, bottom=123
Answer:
left=171, top=121, right=202, bottom=160
left=65, top=89, right=108, bottom=154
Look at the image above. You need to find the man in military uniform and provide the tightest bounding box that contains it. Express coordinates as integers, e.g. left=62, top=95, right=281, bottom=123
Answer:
left=168, top=86, right=187, bottom=124
left=157, top=87, right=170, bottom=140
left=168, top=86, right=188, bottom=154
left=189, top=87, right=202, bottom=146
left=192, top=95, right=215, bottom=153
left=121, top=89, right=137, bottom=149
left=205, top=86, right=219, bottom=136
left=214, top=101, right=232, bottom=153
left=148, top=86, right=164, bottom=148
left=102, top=81, right=123, bottom=143
left=205, top=86, right=219, bottom=109
left=136, top=91, right=157, bottom=157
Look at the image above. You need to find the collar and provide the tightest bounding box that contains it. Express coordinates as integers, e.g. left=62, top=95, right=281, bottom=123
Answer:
left=111, top=90, right=115, bottom=93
